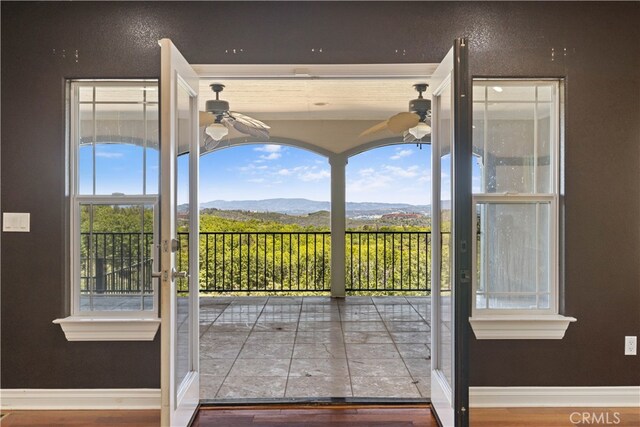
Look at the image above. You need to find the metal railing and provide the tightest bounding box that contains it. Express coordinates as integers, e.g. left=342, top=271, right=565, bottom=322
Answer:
left=80, top=232, right=154, bottom=295
left=80, top=230, right=436, bottom=295
left=345, top=231, right=432, bottom=292
left=187, top=231, right=331, bottom=293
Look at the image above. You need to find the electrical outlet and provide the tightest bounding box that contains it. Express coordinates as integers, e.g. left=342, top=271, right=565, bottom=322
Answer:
left=625, top=336, right=637, bottom=356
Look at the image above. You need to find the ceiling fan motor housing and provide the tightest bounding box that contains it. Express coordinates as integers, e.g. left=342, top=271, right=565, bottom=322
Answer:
left=409, top=97, right=430, bottom=113
left=409, top=98, right=432, bottom=121
left=205, top=99, right=230, bottom=115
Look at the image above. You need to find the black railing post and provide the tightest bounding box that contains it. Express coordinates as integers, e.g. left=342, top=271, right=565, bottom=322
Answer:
left=96, top=257, right=106, bottom=294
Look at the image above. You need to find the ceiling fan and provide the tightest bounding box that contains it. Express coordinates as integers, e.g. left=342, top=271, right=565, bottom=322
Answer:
left=200, top=84, right=270, bottom=147
left=359, top=83, right=432, bottom=144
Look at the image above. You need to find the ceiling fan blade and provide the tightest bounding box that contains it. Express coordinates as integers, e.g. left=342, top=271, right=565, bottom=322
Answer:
left=225, top=117, right=270, bottom=140
left=199, top=111, right=215, bottom=126
left=359, top=120, right=390, bottom=138
left=228, top=112, right=271, bottom=130
left=387, top=112, right=420, bottom=133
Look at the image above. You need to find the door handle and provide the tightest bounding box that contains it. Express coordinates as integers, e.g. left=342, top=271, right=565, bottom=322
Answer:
left=151, top=271, right=163, bottom=279
left=172, top=267, right=189, bottom=280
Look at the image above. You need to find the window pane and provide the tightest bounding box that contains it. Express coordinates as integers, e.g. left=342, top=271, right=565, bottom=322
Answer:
left=144, top=85, right=158, bottom=103
left=536, top=84, right=554, bottom=102
left=94, top=104, right=145, bottom=194
left=95, top=85, right=144, bottom=103
left=476, top=202, right=551, bottom=310
left=79, top=86, right=94, bottom=103
left=78, top=104, right=94, bottom=195
left=175, top=83, right=192, bottom=386
left=472, top=82, right=555, bottom=194
left=536, top=101, right=554, bottom=193
left=79, top=204, right=155, bottom=312
left=486, top=85, right=535, bottom=102
left=437, top=84, right=453, bottom=387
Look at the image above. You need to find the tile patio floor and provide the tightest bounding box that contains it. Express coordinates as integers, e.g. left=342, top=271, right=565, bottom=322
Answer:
left=198, top=296, right=431, bottom=400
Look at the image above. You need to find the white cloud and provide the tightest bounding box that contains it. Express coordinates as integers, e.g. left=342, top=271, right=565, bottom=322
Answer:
left=260, top=152, right=281, bottom=160
left=300, top=169, right=330, bottom=182
left=277, top=168, right=293, bottom=176
left=385, top=165, right=420, bottom=178
left=348, top=172, right=394, bottom=193
left=254, top=144, right=282, bottom=153
left=358, top=168, right=375, bottom=176
left=390, top=148, right=413, bottom=160
left=95, top=152, right=123, bottom=159
left=246, top=178, right=265, bottom=183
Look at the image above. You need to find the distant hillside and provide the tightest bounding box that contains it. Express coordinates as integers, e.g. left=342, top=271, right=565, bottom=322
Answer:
left=199, top=198, right=433, bottom=217
left=200, top=208, right=431, bottom=230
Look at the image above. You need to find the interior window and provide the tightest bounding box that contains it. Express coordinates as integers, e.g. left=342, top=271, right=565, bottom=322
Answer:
left=472, top=80, right=560, bottom=314
left=70, top=81, right=159, bottom=316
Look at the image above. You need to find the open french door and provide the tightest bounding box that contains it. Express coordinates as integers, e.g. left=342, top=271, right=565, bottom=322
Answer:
left=430, top=39, right=472, bottom=427
left=159, top=38, right=200, bottom=427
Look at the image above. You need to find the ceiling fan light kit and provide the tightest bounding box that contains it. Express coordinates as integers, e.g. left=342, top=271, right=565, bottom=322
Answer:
left=205, top=122, right=229, bottom=141
left=201, top=83, right=271, bottom=143
left=408, top=121, right=432, bottom=140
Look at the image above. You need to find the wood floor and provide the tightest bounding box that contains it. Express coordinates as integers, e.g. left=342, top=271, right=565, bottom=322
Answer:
left=193, top=405, right=434, bottom=426
left=1, top=406, right=639, bottom=426
left=0, top=410, right=159, bottom=426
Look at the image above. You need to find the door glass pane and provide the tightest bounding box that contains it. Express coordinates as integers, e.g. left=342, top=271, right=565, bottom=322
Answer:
left=145, top=104, right=160, bottom=194
left=79, top=203, right=155, bottom=312
left=475, top=202, right=551, bottom=310
left=438, top=84, right=453, bottom=388
left=175, top=84, right=192, bottom=388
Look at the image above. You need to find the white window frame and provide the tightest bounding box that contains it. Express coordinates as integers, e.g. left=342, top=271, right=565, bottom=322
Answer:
left=54, top=80, right=161, bottom=341
left=469, top=79, right=576, bottom=339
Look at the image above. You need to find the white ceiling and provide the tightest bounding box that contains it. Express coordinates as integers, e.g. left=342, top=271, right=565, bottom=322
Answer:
left=198, top=78, right=432, bottom=121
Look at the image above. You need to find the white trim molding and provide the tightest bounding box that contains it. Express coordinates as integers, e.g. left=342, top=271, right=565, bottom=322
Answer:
left=470, top=386, right=640, bottom=408
left=53, top=317, right=161, bottom=341
left=192, top=63, right=438, bottom=79
left=0, top=389, right=161, bottom=410
left=469, top=315, right=576, bottom=339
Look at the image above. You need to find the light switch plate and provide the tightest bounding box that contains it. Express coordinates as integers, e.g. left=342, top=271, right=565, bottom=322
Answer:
left=625, top=336, right=637, bottom=356
left=2, top=212, right=30, bottom=232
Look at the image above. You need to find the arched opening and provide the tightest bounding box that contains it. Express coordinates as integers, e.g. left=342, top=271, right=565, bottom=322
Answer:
left=345, top=143, right=432, bottom=295
left=197, top=142, right=331, bottom=294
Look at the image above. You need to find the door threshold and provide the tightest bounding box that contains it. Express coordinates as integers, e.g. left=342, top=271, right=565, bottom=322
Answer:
left=199, top=397, right=430, bottom=407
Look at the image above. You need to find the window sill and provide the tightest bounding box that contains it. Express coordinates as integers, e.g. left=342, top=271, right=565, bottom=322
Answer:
left=469, top=314, right=577, bottom=340
left=53, top=316, right=161, bottom=342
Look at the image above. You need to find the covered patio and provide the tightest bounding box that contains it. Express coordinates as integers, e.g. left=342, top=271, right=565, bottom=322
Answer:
left=196, top=296, right=431, bottom=400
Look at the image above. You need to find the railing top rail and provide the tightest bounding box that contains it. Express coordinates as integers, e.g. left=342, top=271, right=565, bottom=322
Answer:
left=81, top=231, right=153, bottom=235
left=195, top=231, right=331, bottom=235
left=346, top=230, right=431, bottom=234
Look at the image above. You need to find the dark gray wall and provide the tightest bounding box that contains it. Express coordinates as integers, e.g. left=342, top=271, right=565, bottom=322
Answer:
left=2, top=2, right=639, bottom=389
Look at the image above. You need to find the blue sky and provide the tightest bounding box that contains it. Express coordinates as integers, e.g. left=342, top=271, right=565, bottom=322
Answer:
left=198, top=144, right=432, bottom=205
left=80, top=142, right=481, bottom=205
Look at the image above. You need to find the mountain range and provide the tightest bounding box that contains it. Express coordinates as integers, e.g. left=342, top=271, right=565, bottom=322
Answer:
left=199, top=198, right=434, bottom=217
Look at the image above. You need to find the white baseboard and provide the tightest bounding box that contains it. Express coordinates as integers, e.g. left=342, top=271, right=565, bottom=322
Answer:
left=470, top=386, right=640, bottom=407
left=2, top=387, right=638, bottom=410
left=0, top=389, right=161, bottom=410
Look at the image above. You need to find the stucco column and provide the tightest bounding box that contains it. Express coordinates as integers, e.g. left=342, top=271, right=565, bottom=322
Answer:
left=330, top=153, right=347, bottom=298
